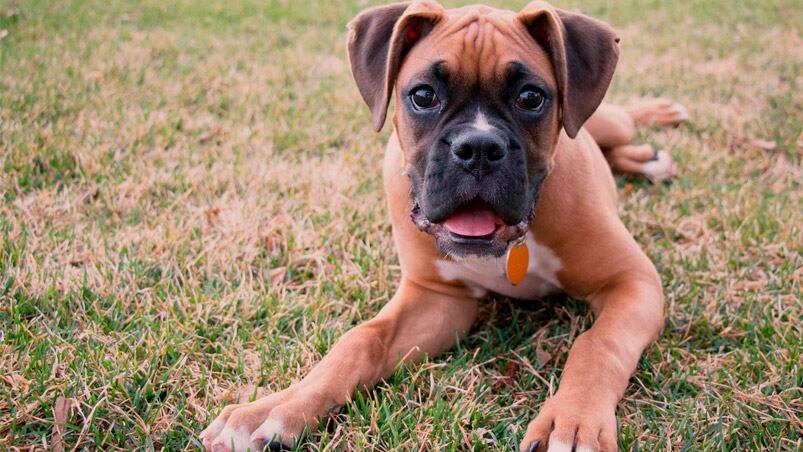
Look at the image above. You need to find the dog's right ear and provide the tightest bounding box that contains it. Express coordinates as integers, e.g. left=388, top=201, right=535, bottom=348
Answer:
left=347, top=1, right=445, bottom=132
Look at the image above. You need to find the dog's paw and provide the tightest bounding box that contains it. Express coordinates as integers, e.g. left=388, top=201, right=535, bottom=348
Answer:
left=519, top=395, right=617, bottom=452
left=605, top=144, right=678, bottom=182
left=629, top=98, right=689, bottom=127
left=642, top=150, right=678, bottom=183
left=199, top=386, right=318, bottom=452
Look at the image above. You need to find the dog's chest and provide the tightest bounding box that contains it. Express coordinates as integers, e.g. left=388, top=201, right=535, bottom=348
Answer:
left=435, top=235, right=563, bottom=299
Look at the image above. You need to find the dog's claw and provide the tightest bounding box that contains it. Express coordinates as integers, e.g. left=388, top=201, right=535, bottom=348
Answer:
left=267, top=441, right=293, bottom=451
left=527, top=440, right=541, bottom=452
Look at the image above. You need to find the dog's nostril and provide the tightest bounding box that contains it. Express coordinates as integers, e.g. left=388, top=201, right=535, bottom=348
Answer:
left=454, top=143, right=474, bottom=161
left=486, top=144, right=505, bottom=162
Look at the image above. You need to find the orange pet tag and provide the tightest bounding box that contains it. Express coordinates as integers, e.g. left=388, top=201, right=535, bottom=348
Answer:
left=506, top=238, right=529, bottom=286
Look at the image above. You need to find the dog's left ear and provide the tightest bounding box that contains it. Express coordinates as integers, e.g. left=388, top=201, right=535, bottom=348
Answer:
left=518, top=2, right=620, bottom=138
left=347, top=1, right=446, bottom=132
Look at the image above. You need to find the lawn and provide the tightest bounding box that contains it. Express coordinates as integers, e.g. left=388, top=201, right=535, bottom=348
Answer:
left=0, top=0, right=800, bottom=450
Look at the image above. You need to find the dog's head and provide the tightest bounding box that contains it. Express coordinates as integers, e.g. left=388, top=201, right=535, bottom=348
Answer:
left=348, top=1, right=619, bottom=258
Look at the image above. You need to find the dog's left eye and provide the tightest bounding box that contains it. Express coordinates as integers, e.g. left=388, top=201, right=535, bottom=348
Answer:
left=410, top=85, right=440, bottom=110
left=515, top=86, right=545, bottom=111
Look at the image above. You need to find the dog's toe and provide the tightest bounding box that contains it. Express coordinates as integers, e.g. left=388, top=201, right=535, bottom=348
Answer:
left=545, top=440, right=573, bottom=452
left=251, top=417, right=298, bottom=449
left=210, top=426, right=261, bottom=452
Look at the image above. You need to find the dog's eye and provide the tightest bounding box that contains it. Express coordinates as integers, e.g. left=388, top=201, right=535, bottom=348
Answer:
left=515, top=87, right=545, bottom=111
left=410, top=85, right=440, bottom=110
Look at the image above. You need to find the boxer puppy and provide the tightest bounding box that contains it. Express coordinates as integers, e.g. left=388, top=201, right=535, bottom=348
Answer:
left=201, top=2, right=687, bottom=450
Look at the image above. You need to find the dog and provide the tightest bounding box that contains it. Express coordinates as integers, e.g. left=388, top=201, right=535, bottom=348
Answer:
left=200, top=2, right=689, bottom=450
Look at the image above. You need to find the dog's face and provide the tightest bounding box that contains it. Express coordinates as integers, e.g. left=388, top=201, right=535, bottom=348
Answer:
left=394, top=7, right=558, bottom=258
left=348, top=1, right=619, bottom=258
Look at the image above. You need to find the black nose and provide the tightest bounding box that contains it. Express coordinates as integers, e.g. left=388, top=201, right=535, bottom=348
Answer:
left=451, top=131, right=507, bottom=174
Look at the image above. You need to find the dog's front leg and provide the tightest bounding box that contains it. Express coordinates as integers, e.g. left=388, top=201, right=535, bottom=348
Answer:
left=201, top=279, right=477, bottom=451
left=520, top=275, right=665, bottom=452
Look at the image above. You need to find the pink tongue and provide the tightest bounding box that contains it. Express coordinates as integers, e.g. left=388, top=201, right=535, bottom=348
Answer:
left=443, top=207, right=501, bottom=236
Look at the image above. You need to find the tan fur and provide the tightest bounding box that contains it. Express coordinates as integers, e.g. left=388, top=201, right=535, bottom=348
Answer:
left=200, top=3, right=682, bottom=451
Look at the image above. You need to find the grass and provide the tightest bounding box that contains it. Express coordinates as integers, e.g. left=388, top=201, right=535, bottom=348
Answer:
left=0, top=0, right=800, bottom=450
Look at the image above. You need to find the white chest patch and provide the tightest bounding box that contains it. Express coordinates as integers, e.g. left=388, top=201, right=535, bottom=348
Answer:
left=435, top=235, right=563, bottom=299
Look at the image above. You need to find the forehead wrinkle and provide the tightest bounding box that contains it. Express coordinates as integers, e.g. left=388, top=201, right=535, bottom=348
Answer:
left=452, top=13, right=547, bottom=82
left=477, top=18, right=499, bottom=80
left=431, top=16, right=506, bottom=84
left=399, top=8, right=556, bottom=91
left=462, top=21, right=478, bottom=81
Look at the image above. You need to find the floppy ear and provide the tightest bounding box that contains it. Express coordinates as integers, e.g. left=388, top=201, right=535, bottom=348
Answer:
left=347, top=1, right=445, bottom=132
left=517, top=1, right=620, bottom=138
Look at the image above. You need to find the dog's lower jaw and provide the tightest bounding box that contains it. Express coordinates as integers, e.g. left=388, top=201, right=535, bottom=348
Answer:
left=410, top=200, right=533, bottom=259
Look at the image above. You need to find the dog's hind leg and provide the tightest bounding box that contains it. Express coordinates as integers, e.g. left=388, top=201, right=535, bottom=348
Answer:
left=583, top=103, right=638, bottom=151
left=584, top=101, right=687, bottom=182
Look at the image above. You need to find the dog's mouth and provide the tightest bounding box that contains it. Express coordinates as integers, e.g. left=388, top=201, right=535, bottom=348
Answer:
left=442, top=198, right=504, bottom=238
left=411, top=197, right=532, bottom=258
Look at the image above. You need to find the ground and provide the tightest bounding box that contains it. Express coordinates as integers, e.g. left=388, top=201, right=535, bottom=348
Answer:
left=0, top=0, right=801, bottom=450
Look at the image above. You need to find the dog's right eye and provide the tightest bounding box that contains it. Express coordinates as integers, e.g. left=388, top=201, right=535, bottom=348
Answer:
left=410, top=85, right=440, bottom=110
